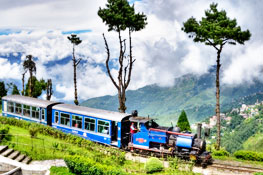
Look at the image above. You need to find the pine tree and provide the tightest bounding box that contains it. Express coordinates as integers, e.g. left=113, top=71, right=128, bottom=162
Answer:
left=177, top=110, right=191, bottom=132
left=182, top=3, right=251, bottom=149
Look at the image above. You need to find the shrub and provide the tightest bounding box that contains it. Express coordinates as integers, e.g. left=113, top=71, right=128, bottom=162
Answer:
left=64, top=155, right=125, bottom=175
left=234, top=150, right=263, bottom=162
left=29, top=126, right=39, bottom=138
left=212, top=149, right=230, bottom=157
left=144, top=157, right=164, bottom=174
left=0, top=126, right=11, bottom=142
left=254, top=173, right=263, bottom=175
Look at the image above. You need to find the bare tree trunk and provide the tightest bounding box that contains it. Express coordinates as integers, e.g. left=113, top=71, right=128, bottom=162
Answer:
left=29, top=69, right=32, bottom=97
left=216, top=47, right=222, bottom=150
left=22, top=72, right=26, bottom=96
left=73, top=45, right=79, bottom=105
left=46, top=79, right=52, bottom=101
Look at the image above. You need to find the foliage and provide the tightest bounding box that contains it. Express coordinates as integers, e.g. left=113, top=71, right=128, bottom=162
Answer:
left=25, top=76, right=46, bottom=98
left=0, top=126, right=11, bottom=143
left=144, top=157, right=164, bottom=174
left=222, top=116, right=261, bottom=153
left=98, top=0, right=147, bottom=32
left=234, top=150, right=263, bottom=162
left=182, top=3, right=251, bottom=46
left=29, top=126, right=39, bottom=138
left=254, top=173, right=263, bottom=175
left=64, top=155, right=125, bottom=175
left=177, top=110, right=191, bottom=131
left=11, top=84, right=20, bottom=95
left=243, top=133, right=263, bottom=152
left=0, top=81, right=7, bottom=101
left=212, top=149, right=230, bottom=157
left=50, top=166, right=75, bottom=175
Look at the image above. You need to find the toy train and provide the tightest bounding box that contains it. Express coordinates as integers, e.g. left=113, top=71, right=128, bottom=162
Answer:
left=1, top=95, right=212, bottom=166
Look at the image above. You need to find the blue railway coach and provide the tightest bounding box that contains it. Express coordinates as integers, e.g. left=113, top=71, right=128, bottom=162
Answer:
left=51, top=104, right=130, bottom=147
left=1, top=95, right=60, bottom=125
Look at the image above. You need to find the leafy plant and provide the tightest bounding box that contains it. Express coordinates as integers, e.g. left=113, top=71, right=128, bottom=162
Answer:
left=144, top=157, right=164, bottom=174
left=29, top=126, right=39, bottom=138
left=234, top=150, right=263, bottom=162
left=0, top=126, right=11, bottom=142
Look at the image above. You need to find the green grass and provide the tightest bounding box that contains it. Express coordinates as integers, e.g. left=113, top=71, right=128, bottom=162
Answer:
left=50, top=167, right=75, bottom=175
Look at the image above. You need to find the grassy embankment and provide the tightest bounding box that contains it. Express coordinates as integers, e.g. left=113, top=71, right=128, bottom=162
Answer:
left=0, top=117, right=199, bottom=175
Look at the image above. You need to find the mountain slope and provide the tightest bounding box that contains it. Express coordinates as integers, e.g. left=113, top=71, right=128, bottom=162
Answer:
left=81, top=69, right=263, bottom=125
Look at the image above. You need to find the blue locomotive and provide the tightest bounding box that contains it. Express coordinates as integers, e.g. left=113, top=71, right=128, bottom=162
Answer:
left=1, top=95, right=212, bottom=166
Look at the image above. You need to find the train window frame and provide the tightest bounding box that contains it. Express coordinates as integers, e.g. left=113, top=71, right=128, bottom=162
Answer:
left=60, top=112, right=70, bottom=126
left=41, top=109, right=45, bottom=120
left=23, top=105, right=30, bottom=117
left=84, top=117, right=95, bottom=132
left=98, top=120, right=110, bottom=135
left=3, top=101, right=7, bottom=112
left=15, top=103, right=22, bottom=114
left=72, top=115, right=82, bottom=129
left=32, top=106, right=40, bottom=119
left=55, top=111, right=59, bottom=124
left=7, top=101, right=14, bottom=113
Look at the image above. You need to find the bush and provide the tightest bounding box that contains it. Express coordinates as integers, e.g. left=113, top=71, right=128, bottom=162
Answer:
left=234, top=150, right=263, bottom=162
left=0, top=125, right=11, bottom=142
left=144, top=157, right=164, bottom=174
left=64, top=155, right=125, bottom=175
left=212, top=149, right=230, bottom=157
left=254, top=173, right=263, bottom=175
left=29, top=126, right=39, bottom=138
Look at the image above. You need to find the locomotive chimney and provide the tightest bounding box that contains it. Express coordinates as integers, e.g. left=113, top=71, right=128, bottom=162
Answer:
left=197, top=123, right=202, bottom=139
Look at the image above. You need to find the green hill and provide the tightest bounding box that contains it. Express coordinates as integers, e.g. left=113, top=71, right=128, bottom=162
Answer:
left=81, top=69, right=263, bottom=125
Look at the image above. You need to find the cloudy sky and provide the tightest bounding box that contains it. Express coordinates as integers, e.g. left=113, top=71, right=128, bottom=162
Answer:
left=0, top=0, right=262, bottom=103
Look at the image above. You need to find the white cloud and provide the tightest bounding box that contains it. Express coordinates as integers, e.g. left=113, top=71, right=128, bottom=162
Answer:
left=0, top=58, right=21, bottom=79
left=0, top=0, right=262, bottom=102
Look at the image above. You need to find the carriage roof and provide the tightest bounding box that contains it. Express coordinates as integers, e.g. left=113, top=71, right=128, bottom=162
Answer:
left=53, top=103, right=130, bottom=122
left=2, top=95, right=59, bottom=108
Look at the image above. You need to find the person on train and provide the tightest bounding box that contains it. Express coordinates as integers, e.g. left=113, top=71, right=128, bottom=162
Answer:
left=130, top=122, right=137, bottom=143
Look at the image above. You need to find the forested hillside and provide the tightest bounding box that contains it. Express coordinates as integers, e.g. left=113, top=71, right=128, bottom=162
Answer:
left=82, top=68, right=263, bottom=125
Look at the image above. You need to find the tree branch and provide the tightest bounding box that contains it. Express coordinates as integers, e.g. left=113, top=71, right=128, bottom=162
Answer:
left=206, top=38, right=219, bottom=51
left=118, top=30, right=124, bottom=89
left=103, top=33, right=119, bottom=90
left=76, top=58, right=82, bottom=66
left=125, top=29, right=135, bottom=89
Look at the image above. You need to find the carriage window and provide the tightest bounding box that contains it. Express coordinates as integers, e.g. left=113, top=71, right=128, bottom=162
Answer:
left=15, top=103, right=22, bottom=114
left=7, top=102, right=14, bottom=113
left=32, top=106, right=40, bottom=119
left=23, top=105, right=30, bottom=117
left=72, top=115, right=82, bottom=129
left=60, top=113, right=70, bottom=126
left=98, top=120, right=109, bottom=135
left=41, top=109, right=45, bottom=120
left=55, top=111, right=59, bottom=123
left=84, top=118, right=95, bottom=132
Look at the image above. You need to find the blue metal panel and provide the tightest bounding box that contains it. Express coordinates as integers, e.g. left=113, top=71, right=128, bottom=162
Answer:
left=52, top=124, right=111, bottom=145
left=176, top=136, right=193, bottom=148
left=51, top=109, right=113, bottom=145
left=149, top=130, right=167, bottom=144
left=117, top=122, right=121, bottom=148
left=132, top=132, right=149, bottom=147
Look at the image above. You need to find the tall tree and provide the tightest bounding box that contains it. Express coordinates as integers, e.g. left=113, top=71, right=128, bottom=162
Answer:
left=177, top=110, right=191, bottom=132
left=98, top=0, right=147, bottom=113
left=23, top=55, right=36, bottom=97
left=0, top=81, right=7, bottom=101
left=12, top=84, right=20, bottom=95
left=46, top=79, right=53, bottom=101
left=182, top=3, right=251, bottom=149
left=67, top=34, right=82, bottom=105
left=25, top=76, right=46, bottom=98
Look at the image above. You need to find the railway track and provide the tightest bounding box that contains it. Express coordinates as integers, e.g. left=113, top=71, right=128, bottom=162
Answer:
left=209, top=162, right=263, bottom=174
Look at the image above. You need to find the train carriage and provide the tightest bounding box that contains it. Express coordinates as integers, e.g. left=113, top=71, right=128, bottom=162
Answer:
left=51, top=103, right=131, bottom=148
left=1, top=95, right=60, bottom=125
